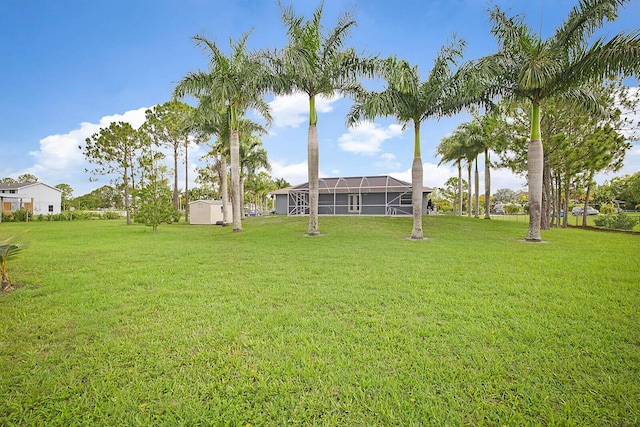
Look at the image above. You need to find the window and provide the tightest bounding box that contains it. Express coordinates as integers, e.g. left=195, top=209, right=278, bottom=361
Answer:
left=348, top=194, right=361, bottom=213
left=9, top=190, right=16, bottom=194
left=400, top=193, right=412, bottom=205
left=48, top=205, right=54, bottom=212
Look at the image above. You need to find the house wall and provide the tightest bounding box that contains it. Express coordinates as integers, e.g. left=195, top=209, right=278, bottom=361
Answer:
left=0, top=183, right=62, bottom=215
left=30, top=184, right=62, bottom=215
left=276, top=190, right=430, bottom=216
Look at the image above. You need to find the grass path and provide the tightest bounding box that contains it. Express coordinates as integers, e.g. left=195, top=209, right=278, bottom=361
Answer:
left=1, top=216, right=639, bottom=425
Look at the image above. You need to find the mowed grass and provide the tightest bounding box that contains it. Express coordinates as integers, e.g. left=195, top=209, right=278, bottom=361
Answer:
left=491, top=212, right=640, bottom=232
left=1, top=216, right=638, bottom=426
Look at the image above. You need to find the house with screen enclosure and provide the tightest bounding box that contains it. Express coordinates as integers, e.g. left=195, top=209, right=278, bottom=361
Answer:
left=0, top=182, right=62, bottom=219
left=270, top=175, right=433, bottom=216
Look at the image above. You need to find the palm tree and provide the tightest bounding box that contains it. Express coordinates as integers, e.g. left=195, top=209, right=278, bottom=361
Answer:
left=437, top=130, right=468, bottom=216
left=456, top=118, right=492, bottom=218
left=240, top=133, right=270, bottom=215
left=267, top=2, right=377, bottom=236
left=1, top=237, right=27, bottom=292
left=477, top=0, right=640, bottom=241
left=349, top=41, right=470, bottom=238
left=174, top=33, right=272, bottom=232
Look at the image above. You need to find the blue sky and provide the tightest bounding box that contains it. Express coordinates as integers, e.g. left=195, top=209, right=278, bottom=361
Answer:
left=1, top=0, right=639, bottom=197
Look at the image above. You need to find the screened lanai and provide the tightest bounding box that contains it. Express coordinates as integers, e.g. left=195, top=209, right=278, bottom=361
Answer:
left=271, top=175, right=432, bottom=216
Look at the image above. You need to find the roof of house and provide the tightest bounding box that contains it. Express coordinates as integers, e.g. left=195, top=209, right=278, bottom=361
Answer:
left=270, top=175, right=433, bottom=195
left=0, top=182, right=62, bottom=193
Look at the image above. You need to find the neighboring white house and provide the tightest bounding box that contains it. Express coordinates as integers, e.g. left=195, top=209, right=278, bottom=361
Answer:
left=189, top=200, right=231, bottom=225
left=0, top=182, right=62, bottom=216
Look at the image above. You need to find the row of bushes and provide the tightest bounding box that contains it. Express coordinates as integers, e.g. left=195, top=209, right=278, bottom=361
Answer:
left=593, top=212, right=639, bottom=231
left=1, top=210, right=123, bottom=222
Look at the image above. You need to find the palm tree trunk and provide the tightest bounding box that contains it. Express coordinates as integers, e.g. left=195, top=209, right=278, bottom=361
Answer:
left=526, top=102, right=543, bottom=242
left=230, top=130, right=242, bottom=232
left=411, top=122, right=423, bottom=239
left=240, top=175, right=245, bottom=219
left=411, top=157, right=424, bottom=239
left=484, top=149, right=491, bottom=220
left=216, top=155, right=230, bottom=226
left=307, top=124, right=320, bottom=235
left=554, top=172, right=561, bottom=228
left=457, top=160, right=463, bottom=216
left=1, top=270, right=12, bottom=292
left=474, top=156, right=479, bottom=218
left=467, top=161, right=472, bottom=218
left=184, top=136, right=190, bottom=223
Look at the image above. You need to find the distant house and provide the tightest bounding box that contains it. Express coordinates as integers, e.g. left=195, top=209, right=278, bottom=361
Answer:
left=189, top=200, right=230, bottom=225
left=270, top=175, right=433, bottom=216
left=0, top=182, right=62, bottom=216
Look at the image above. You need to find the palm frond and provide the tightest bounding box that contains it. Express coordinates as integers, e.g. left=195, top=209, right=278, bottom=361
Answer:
left=488, top=5, right=530, bottom=52
left=568, top=30, right=640, bottom=82
left=553, top=85, right=609, bottom=118
left=551, top=0, right=626, bottom=55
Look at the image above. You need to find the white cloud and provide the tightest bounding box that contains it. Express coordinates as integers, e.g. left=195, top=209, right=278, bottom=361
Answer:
left=376, top=153, right=401, bottom=170
left=28, top=107, right=149, bottom=171
left=23, top=107, right=150, bottom=194
left=618, top=86, right=640, bottom=142
left=596, top=143, right=640, bottom=183
left=270, top=159, right=308, bottom=185
left=390, top=162, right=454, bottom=189
left=338, top=121, right=403, bottom=155
left=269, top=92, right=341, bottom=128
left=388, top=161, right=527, bottom=192
left=490, top=168, right=527, bottom=191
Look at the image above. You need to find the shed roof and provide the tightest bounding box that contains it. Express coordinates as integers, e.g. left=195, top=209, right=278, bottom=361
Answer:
left=188, top=199, right=224, bottom=205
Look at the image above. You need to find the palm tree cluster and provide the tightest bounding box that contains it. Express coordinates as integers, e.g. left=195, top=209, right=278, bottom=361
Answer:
left=165, top=0, right=637, bottom=239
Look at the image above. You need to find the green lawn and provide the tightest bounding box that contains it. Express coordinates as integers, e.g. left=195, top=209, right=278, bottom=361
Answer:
left=1, top=216, right=639, bottom=426
left=491, top=212, right=640, bottom=232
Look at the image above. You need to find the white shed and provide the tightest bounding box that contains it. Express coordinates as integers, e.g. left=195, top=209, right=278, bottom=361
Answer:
left=189, top=200, right=229, bottom=225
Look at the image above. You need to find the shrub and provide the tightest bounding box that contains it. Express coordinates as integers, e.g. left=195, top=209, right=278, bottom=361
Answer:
left=599, top=204, right=616, bottom=215
left=593, top=212, right=639, bottom=230
left=503, top=204, right=521, bottom=214
left=103, top=211, right=121, bottom=220
left=11, top=210, right=32, bottom=222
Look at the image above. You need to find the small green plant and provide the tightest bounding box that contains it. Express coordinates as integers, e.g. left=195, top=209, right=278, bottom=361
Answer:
left=12, top=209, right=32, bottom=222
left=599, top=204, right=616, bottom=215
left=0, top=236, right=27, bottom=292
left=593, top=212, right=639, bottom=230
left=503, top=204, right=522, bottom=214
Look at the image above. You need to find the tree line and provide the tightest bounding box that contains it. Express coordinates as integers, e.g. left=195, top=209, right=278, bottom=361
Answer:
left=434, top=78, right=639, bottom=228
left=22, top=1, right=640, bottom=238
